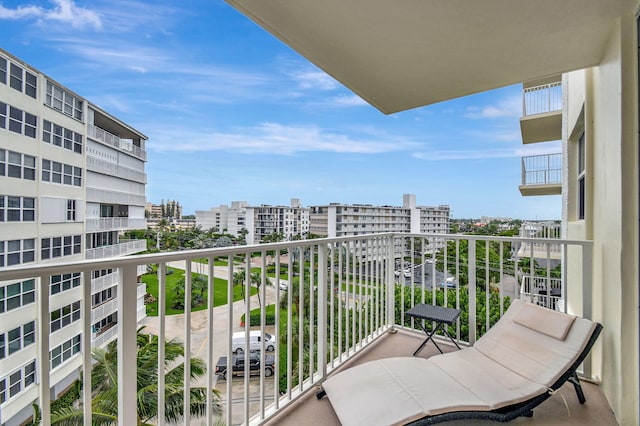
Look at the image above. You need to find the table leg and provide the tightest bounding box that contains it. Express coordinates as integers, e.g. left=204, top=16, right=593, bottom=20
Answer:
left=413, top=322, right=444, bottom=355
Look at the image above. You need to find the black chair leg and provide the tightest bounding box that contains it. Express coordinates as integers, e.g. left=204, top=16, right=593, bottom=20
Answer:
left=568, top=371, right=586, bottom=404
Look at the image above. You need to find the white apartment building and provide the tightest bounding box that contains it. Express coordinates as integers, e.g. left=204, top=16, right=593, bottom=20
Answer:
left=310, top=194, right=450, bottom=250
left=195, top=201, right=248, bottom=236
left=0, top=49, right=148, bottom=425
left=245, top=198, right=309, bottom=244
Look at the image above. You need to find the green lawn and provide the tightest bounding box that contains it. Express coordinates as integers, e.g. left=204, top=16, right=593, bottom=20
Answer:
left=142, top=267, right=257, bottom=316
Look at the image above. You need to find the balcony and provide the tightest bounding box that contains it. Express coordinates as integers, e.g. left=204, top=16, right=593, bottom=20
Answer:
left=87, top=124, right=147, bottom=161
left=520, top=79, right=563, bottom=144
left=85, top=217, right=147, bottom=232
left=86, top=155, right=148, bottom=184
left=85, top=239, right=147, bottom=260
left=0, top=233, right=611, bottom=425
left=519, top=153, right=562, bottom=196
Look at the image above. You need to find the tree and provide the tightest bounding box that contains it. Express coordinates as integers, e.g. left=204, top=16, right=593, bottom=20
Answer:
left=51, top=328, right=221, bottom=425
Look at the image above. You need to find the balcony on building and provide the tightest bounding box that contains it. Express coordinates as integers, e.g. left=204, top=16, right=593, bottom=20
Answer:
left=87, top=108, right=147, bottom=161
left=0, top=233, right=614, bottom=425
left=519, top=153, right=562, bottom=196
left=520, top=76, right=563, bottom=144
left=85, top=239, right=147, bottom=260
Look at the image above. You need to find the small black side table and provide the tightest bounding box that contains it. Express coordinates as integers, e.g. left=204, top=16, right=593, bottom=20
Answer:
left=406, top=304, right=462, bottom=355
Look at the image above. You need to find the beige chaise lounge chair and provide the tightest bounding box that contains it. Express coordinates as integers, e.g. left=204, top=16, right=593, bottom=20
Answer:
left=317, top=299, right=602, bottom=425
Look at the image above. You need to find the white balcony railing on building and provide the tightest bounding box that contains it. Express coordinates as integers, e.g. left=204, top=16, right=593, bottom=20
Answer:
left=522, top=81, right=562, bottom=116
left=85, top=217, right=147, bottom=232
left=85, top=240, right=147, bottom=260
left=86, top=156, right=148, bottom=183
left=87, top=124, right=147, bottom=161
left=86, top=187, right=146, bottom=206
left=0, top=233, right=594, bottom=426
left=521, top=153, right=562, bottom=186
left=91, top=298, right=119, bottom=324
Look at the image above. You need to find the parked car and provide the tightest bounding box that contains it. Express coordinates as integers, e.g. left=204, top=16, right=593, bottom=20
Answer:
left=232, top=330, right=276, bottom=353
left=215, top=351, right=275, bottom=380
left=279, top=280, right=288, bottom=290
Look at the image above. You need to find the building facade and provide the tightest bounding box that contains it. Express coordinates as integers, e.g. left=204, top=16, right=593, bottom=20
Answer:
left=310, top=194, right=450, bottom=251
left=245, top=199, right=309, bottom=244
left=0, top=49, right=148, bottom=425
left=195, top=201, right=248, bottom=236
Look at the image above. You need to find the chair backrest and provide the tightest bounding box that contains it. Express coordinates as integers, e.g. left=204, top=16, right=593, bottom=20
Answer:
left=473, top=300, right=598, bottom=387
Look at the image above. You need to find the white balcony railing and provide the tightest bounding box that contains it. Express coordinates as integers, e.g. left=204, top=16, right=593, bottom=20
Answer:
left=85, top=187, right=146, bottom=206
left=85, top=240, right=147, bottom=260
left=85, top=217, right=147, bottom=232
left=86, top=156, right=147, bottom=183
left=87, top=124, right=147, bottom=161
left=0, top=233, right=593, bottom=426
left=521, top=153, right=562, bottom=186
left=522, top=81, right=562, bottom=116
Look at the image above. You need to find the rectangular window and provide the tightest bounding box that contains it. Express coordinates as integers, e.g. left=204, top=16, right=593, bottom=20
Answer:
left=578, top=132, right=586, bottom=220
left=50, top=335, right=81, bottom=369
left=0, top=195, right=35, bottom=222
left=0, top=239, right=35, bottom=267
left=9, top=63, right=22, bottom=91
left=0, top=101, right=6, bottom=129
left=2, top=360, right=36, bottom=402
left=43, top=120, right=82, bottom=154
left=50, top=302, right=81, bottom=332
left=67, top=199, right=76, bottom=221
left=41, top=235, right=81, bottom=260
left=42, top=159, right=82, bottom=186
left=45, top=81, right=83, bottom=121
left=0, top=56, right=6, bottom=84
left=6, top=105, right=37, bottom=138
left=0, top=149, right=36, bottom=180
left=50, top=272, right=81, bottom=295
left=0, top=279, right=35, bottom=313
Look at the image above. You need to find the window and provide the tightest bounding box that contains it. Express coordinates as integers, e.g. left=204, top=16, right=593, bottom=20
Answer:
left=43, top=120, right=83, bottom=153
left=50, top=272, right=81, bottom=295
left=50, top=302, right=81, bottom=332
left=41, top=235, right=81, bottom=260
left=42, top=159, right=82, bottom=187
left=3, top=321, right=35, bottom=356
left=67, top=199, right=76, bottom=221
left=578, top=132, right=586, bottom=220
left=0, top=56, right=6, bottom=84
left=50, top=335, right=81, bottom=369
left=0, top=239, right=35, bottom=267
left=0, top=279, right=36, bottom=313
left=7, top=106, right=37, bottom=138
left=0, top=195, right=35, bottom=222
left=0, top=149, right=36, bottom=180
left=1, top=360, right=36, bottom=403
left=45, top=81, right=83, bottom=120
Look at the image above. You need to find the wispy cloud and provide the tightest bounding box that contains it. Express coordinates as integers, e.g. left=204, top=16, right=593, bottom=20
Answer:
left=464, top=95, right=521, bottom=119
left=412, top=142, right=561, bottom=161
left=0, top=0, right=102, bottom=30
left=148, top=122, right=420, bottom=154
left=329, top=94, right=368, bottom=107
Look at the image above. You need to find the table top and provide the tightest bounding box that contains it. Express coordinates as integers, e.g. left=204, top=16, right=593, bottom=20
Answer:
left=406, top=303, right=461, bottom=323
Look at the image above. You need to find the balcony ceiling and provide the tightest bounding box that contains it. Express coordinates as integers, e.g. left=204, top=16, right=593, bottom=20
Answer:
left=226, top=0, right=630, bottom=114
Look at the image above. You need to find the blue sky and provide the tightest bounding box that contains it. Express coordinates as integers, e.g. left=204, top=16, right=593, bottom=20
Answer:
left=1, top=0, right=562, bottom=219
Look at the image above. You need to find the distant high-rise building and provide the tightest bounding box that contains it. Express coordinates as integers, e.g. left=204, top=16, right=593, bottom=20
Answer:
left=246, top=198, right=310, bottom=244
left=310, top=194, right=450, bottom=251
left=196, top=201, right=248, bottom=236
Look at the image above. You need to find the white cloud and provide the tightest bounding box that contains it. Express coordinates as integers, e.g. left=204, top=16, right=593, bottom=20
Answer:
left=0, top=0, right=102, bottom=30
left=464, top=95, right=521, bottom=119
left=330, top=94, right=368, bottom=107
left=288, top=66, right=339, bottom=91
left=148, top=122, right=420, bottom=155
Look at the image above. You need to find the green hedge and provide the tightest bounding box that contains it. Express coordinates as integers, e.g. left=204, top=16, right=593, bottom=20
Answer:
left=241, top=304, right=276, bottom=325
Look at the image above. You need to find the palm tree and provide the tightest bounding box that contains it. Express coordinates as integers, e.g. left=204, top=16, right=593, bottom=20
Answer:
left=51, top=327, right=221, bottom=425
